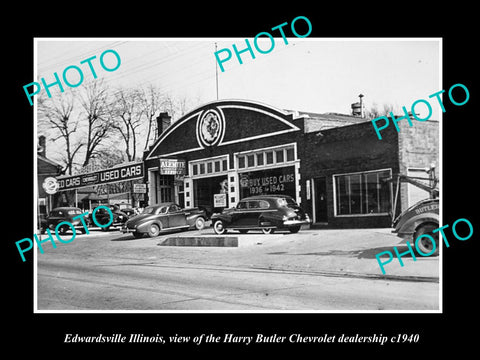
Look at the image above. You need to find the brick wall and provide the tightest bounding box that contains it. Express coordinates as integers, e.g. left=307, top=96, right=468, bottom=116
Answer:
left=397, top=120, right=439, bottom=211
left=300, top=121, right=400, bottom=228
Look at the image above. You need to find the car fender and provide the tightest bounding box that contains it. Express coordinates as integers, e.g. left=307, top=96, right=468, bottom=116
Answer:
left=136, top=219, right=164, bottom=233
left=395, top=212, right=439, bottom=237
left=259, top=211, right=282, bottom=227
left=211, top=213, right=232, bottom=224
left=186, top=213, right=205, bottom=227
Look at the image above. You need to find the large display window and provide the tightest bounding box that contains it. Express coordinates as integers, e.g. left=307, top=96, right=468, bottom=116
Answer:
left=239, top=166, right=296, bottom=200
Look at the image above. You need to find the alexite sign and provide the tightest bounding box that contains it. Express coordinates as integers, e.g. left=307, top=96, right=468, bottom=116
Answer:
left=160, top=158, right=186, bottom=175
left=56, top=162, right=144, bottom=191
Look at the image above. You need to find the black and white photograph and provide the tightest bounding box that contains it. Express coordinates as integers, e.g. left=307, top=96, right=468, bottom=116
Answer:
left=33, top=37, right=442, bottom=312
left=6, top=6, right=477, bottom=354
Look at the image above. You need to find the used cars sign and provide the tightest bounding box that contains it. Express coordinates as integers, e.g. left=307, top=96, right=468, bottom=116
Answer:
left=56, top=162, right=144, bottom=191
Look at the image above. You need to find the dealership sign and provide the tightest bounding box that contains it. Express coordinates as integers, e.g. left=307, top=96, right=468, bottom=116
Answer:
left=56, top=162, right=144, bottom=191
left=159, top=158, right=186, bottom=175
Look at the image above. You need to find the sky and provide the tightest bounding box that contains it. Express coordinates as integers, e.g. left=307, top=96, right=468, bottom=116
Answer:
left=36, top=38, right=441, bottom=117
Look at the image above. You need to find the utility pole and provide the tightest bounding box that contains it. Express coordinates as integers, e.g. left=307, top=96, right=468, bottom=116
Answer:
left=215, top=42, right=219, bottom=100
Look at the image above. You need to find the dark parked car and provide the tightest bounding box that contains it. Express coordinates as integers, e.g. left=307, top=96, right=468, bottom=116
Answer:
left=121, top=207, right=137, bottom=217
left=90, top=204, right=130, bottom=230
left=211, top=195, right=311, bottom=235
left=40, top=207, right=88, bottom=234
left=121, top=203, right=207, bottom=238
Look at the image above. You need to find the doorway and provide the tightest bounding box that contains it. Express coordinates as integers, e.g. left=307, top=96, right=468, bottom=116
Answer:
left=314, top=177, right=328, bottom=223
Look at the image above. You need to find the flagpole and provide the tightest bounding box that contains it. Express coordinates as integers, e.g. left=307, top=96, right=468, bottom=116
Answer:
left=215, top=42, right=219, bottom=100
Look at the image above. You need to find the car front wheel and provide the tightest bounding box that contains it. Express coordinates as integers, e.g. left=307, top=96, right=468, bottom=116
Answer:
left=133, top=232, right=144, bottom=239
left=289, top=226, right=301, bottom=234
left=213, top=220, right=226, bottom=235
left=147, top=223, right=161, bottom=238
left=262, top=228, right=275, bottom=234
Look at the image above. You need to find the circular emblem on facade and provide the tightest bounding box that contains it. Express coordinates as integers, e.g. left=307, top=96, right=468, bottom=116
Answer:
left=42, top=177, right=59, bottom=195
left=196, top=108, right=225, bottom=148
left=239, top=174, right=249, bottom=188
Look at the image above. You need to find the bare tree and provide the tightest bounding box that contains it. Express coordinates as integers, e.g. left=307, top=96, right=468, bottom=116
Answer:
left=140, top=85, right=165, bottom=151
left=37, top=92, right=83, bottom=175
left=365, top=102, right=397, bottom=120
left=78, top=80, right=114, bottom=167
left=109, top=88, right=144, bottom=162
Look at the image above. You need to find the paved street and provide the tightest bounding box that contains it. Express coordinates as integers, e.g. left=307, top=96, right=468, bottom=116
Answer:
left=36, top=227, right=440, bottom=311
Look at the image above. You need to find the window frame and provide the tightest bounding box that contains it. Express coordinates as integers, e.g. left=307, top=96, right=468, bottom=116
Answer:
left=332, top=168, right=393, bottom=217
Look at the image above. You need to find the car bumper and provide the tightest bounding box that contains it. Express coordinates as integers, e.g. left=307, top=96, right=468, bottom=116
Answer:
left=283, top=219, right=311, bottom=226
left=283, top=214, right=312, bottom=226
left=121, top=227, right=136, bottom=233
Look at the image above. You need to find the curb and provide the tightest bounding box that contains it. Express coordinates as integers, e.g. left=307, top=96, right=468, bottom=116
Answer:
left=158, top=236, right=239, bottom=247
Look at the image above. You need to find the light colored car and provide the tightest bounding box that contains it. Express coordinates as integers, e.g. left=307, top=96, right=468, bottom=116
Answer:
left=121, top=203, right=207, bottom=238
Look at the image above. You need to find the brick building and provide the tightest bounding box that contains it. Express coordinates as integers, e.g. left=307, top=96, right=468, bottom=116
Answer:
left=142, top=99, right=439, bottom=228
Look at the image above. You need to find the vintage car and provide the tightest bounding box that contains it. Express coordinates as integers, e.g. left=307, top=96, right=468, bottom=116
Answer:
left=211, top=195, right=311, bottom=235
left=40, top=207, right=88, bottom=234
left=121, top=202, right=207, bottom=238
left=90, top=204, right=130, bottom=231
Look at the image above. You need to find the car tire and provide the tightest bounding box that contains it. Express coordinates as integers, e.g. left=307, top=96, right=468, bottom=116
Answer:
left=414, top=223, right=439, bottom=256
left=213, top=220, right=226, bottom=235
left=194, top=217, right=206, bottom=230
left=147, top=223, right=161, bottom=238
left=133, top=232, right=144, bottom=239
left=57, top=225, right=68, bottom=235
left=262, top=228, right=275, bottom=234
left=289, top=226, right=301, bottom=234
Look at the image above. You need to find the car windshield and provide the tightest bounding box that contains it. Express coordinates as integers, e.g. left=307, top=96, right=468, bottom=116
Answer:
left=67, top=209, right=82, bottom=215
left=142, top=207, right=155, bottom=214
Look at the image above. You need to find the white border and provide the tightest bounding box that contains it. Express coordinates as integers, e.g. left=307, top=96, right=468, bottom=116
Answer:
left=34, top=37, right=442, bottom=314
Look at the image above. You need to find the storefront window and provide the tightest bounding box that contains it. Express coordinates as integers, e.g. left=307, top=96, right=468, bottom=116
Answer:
left=266, top=151, right=274, bottom=164
left=247, top=154, right=255, bottom=167
left=192, top=164, right=198, bottom=176
left=238, top=156, right=246, bottom=169
left=286, top=148, right=295, bottom=162
left=334, top=169, right=391, bottom=215
left=257, top=153, right=264, bottom=166
left=239, top=166, right=296, bottom=199
left=276, top=149, right=284, bottom=163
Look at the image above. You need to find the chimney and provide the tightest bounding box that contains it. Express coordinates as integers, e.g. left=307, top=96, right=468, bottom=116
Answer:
left=359, top=94, right=364, bottom=118
left=38, top=135, right=46, bottom=157
left=156, top=112, right=171, bottom=138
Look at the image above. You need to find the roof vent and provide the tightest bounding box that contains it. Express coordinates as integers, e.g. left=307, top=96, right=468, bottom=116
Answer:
left=351, top=94, right=365, bottom=117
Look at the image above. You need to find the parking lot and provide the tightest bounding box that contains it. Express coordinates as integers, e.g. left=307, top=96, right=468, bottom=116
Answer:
left=36, top=226, right=440, bottom=311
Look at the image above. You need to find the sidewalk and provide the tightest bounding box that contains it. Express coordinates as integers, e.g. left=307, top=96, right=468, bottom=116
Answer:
left=155, top=227, right=440, bottom=282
